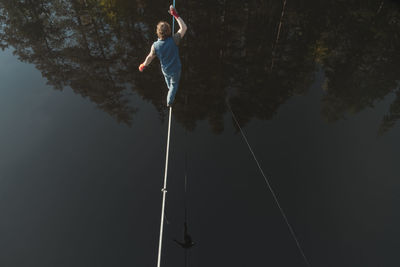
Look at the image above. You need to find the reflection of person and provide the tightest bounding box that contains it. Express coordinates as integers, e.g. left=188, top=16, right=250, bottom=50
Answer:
left=174, top=222, right=195, bottom=249
left=138, top=5, right=187, bottom=107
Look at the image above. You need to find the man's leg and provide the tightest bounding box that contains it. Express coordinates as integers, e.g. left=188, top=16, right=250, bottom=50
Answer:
left=164, top=73, right=172, bottom=90
left=166, top=70, right=181, bottom=106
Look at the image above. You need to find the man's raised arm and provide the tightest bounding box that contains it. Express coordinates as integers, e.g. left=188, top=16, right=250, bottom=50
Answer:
left=169, top=5, right=187, bottom=38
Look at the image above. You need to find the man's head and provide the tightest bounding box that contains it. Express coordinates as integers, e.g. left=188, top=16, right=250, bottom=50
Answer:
left=157, top=21, right=171, bottom=40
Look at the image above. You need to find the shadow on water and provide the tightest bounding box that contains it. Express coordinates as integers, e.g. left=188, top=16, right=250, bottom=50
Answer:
left=0, top=0, right=399, bottom=134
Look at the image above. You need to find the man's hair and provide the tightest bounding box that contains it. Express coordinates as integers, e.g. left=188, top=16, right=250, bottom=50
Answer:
left=157, top=21, right=171, bottom=40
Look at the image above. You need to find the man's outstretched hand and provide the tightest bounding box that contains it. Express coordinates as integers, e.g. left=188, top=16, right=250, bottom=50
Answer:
left=169, top=5, right=179, bottom=19
left=138, top=63, right=146, bottom=72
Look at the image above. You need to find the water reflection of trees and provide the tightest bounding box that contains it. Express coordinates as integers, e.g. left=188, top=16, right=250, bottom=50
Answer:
left=0, top=0, right=399, bottom=133
left=316, top=1, right=400, bottom=134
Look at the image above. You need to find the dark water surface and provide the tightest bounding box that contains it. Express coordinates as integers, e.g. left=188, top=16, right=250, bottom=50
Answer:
left=1, top=1, right=400, bottom=266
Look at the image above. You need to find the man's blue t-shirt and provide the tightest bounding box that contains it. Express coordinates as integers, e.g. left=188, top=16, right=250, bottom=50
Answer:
left=153, top=34, right=182, bottom=76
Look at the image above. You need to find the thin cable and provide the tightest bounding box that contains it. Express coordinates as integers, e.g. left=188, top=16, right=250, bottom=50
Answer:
left=157, top=106, right=173, bottom=267
left=172, top=0, right=176, bottom=32
left=226, top=100, right=311, bottom=267
left=272, top=0, right=287, bottom=51
left=271, top=0, right=287, bottom=70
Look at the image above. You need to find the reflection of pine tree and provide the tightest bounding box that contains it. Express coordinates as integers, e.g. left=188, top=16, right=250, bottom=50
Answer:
left=227, top=0, right=318, bottom=127
left=0, top=0, right=141, bottom=125
left=0, top=0, right=399, bottom=133
left=318, top=1, right=400, bottom=132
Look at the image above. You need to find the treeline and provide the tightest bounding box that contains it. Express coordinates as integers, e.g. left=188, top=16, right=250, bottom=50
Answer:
left=0, top=0, right=399, bottom=133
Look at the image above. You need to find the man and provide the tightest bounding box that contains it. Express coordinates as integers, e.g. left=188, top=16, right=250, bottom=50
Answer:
left=138, top=5, right=187, bottom=107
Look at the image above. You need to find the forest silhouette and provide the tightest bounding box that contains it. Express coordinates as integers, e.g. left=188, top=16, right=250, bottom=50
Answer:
left=0, top=0, right=399, bottom=134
